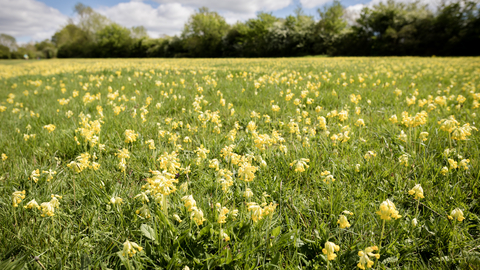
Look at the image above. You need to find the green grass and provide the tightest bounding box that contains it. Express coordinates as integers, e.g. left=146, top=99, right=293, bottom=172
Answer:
left=0, top=57, right=479, bottom=269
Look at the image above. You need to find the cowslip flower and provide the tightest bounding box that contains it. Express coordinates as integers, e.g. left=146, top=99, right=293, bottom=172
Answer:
left=419, top=132, right=429, bottom=141
left=364, top=151, right=377, bottom=160
left=43, top=124, right=56, bottom=133
left=440, top=166, right=448, bottom=175
left=124, top=129, right=138, bottom=143
left=109, top=196, right=123, bottom=205
left=122, top=240, right=143, bottom=257
left=290, top=158, right=310, bottom=173
left=376, top=199, right=402, bottom=220
left=408, top=184, right=424, bottom=199
left=337, top=215, right=351, bottom=228
left=24, top=199, right=40, bottom=209
left=357, top=246, right=380, bottom=269
left=448, top=208, right=465, bottom=222
left=30, top=169, right=40, bottom=183
left=12, top=190, right=26, bottom=207
left=1, top=153, right=7, bottom=161
left=398, top=130, right=407, bottom=142
left=322, top=241, right=340, bottom=260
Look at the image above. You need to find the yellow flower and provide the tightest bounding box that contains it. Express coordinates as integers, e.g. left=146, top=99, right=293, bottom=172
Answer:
left=122, top=240, right=143, bottom=257
left=1, top=153, right=7, bottom=161
left=398, top=130, right=407, bottom=142
left=376, top=199, right=402, bottom=220
left=12, top=190, right=26, bottom=207
left=43, top=124, right=56, bottom=133
left=419, top=132, right=429, bottom=141
left=244, top=188, right=253, bottom=198
left=182, top=195, right=197, bottom=212
left=220, top=229, right=230, bottom=241
left=448, top=208, right=465, bottom=222
left=30, top=169, right=40, bottom=183
left=24, top=199, right=40, bottom=209
left=399, top=154, right=409, bottom=167
left=145, top=139, right=156, bottom=150
left=357, top=246, right=380, bottom=269
left=459, top=159, right=470, bottom=170
left=337, top=215, right=351, bottom=228
left=364, top=151, right=377, bottom=160
left=218, top=207, right=229, bottom=224
left=440, top=166, right=448, bottom=175
left=247, top=202, right=263, bottom=222
left=408, top=184, right=424, bottom=199
left=389, top=115, right=398, bottom=124
left=322, top=241, right=340, bottom=261
left=448, top=158, right=457, bottom=169
left=124, top=129, right=138, bottom=143
left=290, top=158, right=310, bottom=173
left=191, top=207, right=206, bottom=225
left=109, top=196, right=123, bottom=205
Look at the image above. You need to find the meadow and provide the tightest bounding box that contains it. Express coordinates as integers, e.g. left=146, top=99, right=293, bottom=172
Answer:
left=0, top=57, right=479, bottom=269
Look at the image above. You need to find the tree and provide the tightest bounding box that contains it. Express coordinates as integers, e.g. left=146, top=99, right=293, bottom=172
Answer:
left=95, top=23, right=133, bottom=57
left=182, top=7, right=230, bottom=57
left=0, top=34, right=17, bottom=51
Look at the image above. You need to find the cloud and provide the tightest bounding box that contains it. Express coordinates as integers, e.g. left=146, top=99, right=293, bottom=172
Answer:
left=299, top=0, right=333, bottom=9
left=0, top=0, right=68, bottom=42
left=152, top=0, right=292, bottom=14
left=97, top=2, right=194, bottom=37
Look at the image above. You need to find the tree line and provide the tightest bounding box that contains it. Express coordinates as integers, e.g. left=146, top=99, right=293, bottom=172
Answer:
left=1, top=0, right=479, bottom=59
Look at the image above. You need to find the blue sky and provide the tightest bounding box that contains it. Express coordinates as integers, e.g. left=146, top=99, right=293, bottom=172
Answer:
left=0, top=0, right=413, bottom=43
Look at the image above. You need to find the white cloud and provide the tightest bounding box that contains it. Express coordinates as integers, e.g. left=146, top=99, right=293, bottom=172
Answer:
left=299, top=0, right=333, bottom=9
left=152, top=0, right=292, bottom=14
left=97, top=2, right=194, bottom=37
left=0, top=0, right=68, bottom=42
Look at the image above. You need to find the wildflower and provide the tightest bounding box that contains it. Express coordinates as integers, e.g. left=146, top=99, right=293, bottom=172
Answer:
left=238, top=162, right=258, bottom=182
left=12, top=190, right=26, bottom=207
left=244, top=188, right=253, bottom=198
left=124, top=129, right=138, bottom=143
left=448, top=208, right=465, bottom=222
left=43, top=124, right=56, bottom=133
left=343, top=210, right=354, bottom=215
left=355, top=164, right=360, bottom=172
left=173, top=214, right=182, bottom=223
left=337, top=215, right=351, bottom=228
left=419, top=132, right=429, bottom=141
left=290, top=158, right=310, bottom=173
left=440, top=166, right=448, bottom=175
left=322, top=241, right=340, bottom=261
left=364, top=151, right=377, bottom=160
left=1, top=153, right=7, bottom=161
left=448, top=159, right=457, bottom=169
left=398, top=130, right=407, bottom=142
left=376, top=199, right=402, bottom=220
left=399, top=154, right=409, bottom=167
left=389, top=115, right=398, bottom=124
left=122, top=240, right=143, bottom=257
left=136, top=204, right=151, bottom=219
left=408, top=184, right=425, bottom=199
left=30, top=169, right=40, bottom=183
left=247, top=202, right=263, bottom=222
left=356, top=119, right=365, bottom=127
left=357, top=246, right=380, bottom=269
left=24, top=199, right=40, bottom=209
left=412, top=218, right=418, bottom=227
left=459, top=159, right=469, bottom=170
left=109, top=196, right=123, bottom=205
left=220, top=229, right=230, bottom=241
left=145, top=139, right=155, bottom=150
left=191, top=207, right=206, bottom=225
left=218, top=207, right=229, bottom=224
left=42, top=169, right=56, bottom=181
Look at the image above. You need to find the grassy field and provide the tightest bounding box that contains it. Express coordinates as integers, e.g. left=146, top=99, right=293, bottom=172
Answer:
left=0, top=57, right=479, bottom=269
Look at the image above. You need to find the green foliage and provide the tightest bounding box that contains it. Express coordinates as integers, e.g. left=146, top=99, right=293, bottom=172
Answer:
left=182, top=7, right=230, bottom=57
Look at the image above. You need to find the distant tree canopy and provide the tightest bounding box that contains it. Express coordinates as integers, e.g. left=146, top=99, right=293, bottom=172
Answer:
left=1, top=0, right=479, bottom=59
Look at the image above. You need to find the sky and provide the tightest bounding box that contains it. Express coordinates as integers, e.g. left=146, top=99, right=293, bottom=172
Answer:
left=0, top=0, right=440, bottom=44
